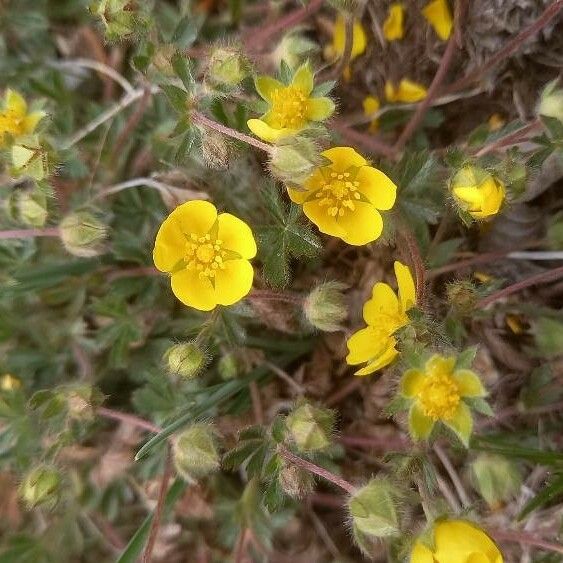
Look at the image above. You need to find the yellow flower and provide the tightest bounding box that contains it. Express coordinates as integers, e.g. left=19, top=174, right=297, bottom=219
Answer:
left=385, top=79, right=428, bottom=103
left=451, top=166, right=506, bottom=220
left=0, top=89, right=45, bottom=147
left=247, top=62, right=335, bottom=143
left=411, top=520, right=503, bottom=563
left=329, top=15, right=367, bottom=61
left=0, top=374, right=22, bottom=391
left=346, top=262, right=415, bottom=376
left=383, top=3, right=406, bottom=41
left=362, top=95, right=380, bottom=132
left=153, top=200, right=257, bottom=311
left=401, top=354, right=487, bottom=446
left=422, top=0, right=453, bottom=41
left=287, top=147, right=397, bottom=245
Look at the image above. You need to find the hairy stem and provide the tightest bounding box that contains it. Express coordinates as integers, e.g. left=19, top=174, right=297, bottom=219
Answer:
left=97, top=406, right=161, bottom=433
left=488, top=528, right=563, bottom=555
left=0, top=227, right=60, bottom=239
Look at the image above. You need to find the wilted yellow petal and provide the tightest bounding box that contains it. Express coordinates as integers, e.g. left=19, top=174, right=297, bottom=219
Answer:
left=385, top=79, right=428, bottom=103
left=383, top=3, right=405, bottom=41
left=422, top=0, right=453, bottom=41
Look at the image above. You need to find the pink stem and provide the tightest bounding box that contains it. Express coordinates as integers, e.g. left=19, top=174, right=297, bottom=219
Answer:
left=0, top=227, right=60, bottom=239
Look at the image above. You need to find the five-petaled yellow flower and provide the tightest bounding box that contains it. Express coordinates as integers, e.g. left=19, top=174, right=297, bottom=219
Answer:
left=346, top=262, right=415, bottom=376
left=247, top=63, right=335, bottom=143
left=287, top=147, right=397, bottom=245
left=0, top=89, right=45, bottom=147
left=422, top=0, right=454, bottom=41
left=401, top=354, right=487, bottom=446
left=153, top=200, right=257, bottom=311
left=411, top=519, right=503, bottom=563
left=451, top=165, right=506, bottom=220
left=383, top=3, right=406, bottom=41
left=385, top=79, right=428, bottom=103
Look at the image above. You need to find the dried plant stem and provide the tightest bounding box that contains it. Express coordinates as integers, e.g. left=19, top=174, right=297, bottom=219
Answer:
left=142, top=448, right=173, bottom=563
left=279, top=446, right=357, bottom=495
left=331, top=121, right=397, bottom=160
left=475, top=118, right=542, bottom=157
left=191, top=111, right=271, bottom=153
left=249, top=288, right=303, bottom=304
left=445, top=0, right=563, bottom=95
left=398, top=225, right=426, bottom=306
left=325, top=377, right=363, bottom=407
left=250, top=381, right=264, bottom=424
left=488, top=528, right=563, bottom=555
left=264, top=361, right=305, bottom=394
left=234, top=528, right=251, bottom=563
left=97, top=406, right=161, bottom=433
left=112, top=85, right=153, bottom=155
left=433, top=444, right=471, bottom=507
left=0, top=227, right=60, bottom=239
left=478, top=265, right=563, bottom=308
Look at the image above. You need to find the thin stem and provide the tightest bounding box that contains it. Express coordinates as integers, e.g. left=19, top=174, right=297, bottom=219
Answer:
left=249, top=288, right=303, bottom=305
left=488, top=528, right=563, bottom=555
left=474, top=118, right=542, bottom=157
left=325, top=377, right=363, bottom=407
left=97, top=406, right=161, bottom=433
left=142, top=449, right=173, bottom=563
left=106, top=266, right=160, bottom=282
left=191, top=111, right=271, bottom=153
left=399, top=225, right=426, bottom=306
left=444, top=0, right=563, bottom=95
left=250, top=381, right=264, bottom=424
left=394, top=0, right=467, bottom=151
left=278, top=445, right=357, bottom=495
left=478, top=265, right=563, bottom=308
left=264, top=360, right=305, bottom=394
left=433, top=444, right=471, bottom=507
left=329, top=15, right=354, bottom=80
left=94, top=177, right=207, bottom=201
left=331, top=121, right=397, bottom=160
left=0, top=227, right=60, bottom=239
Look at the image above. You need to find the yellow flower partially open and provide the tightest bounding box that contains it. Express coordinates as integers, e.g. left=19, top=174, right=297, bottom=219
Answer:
left=153, top=200, right=257, bottom=311
left=346, top=262, right=415, bottom=376
left=383, top=3, right=406, bottom=41
left=422, top=0, right=453, bottom=41
left=401, top=354, right=487, bottom=446
left=247, top=63, right=335, bottom=143
left=0, top=89, right=45, bottom=147
left=287, top=147, right=397, bottom=246
left=362, top=95, right=380, bottom=132
left=385, top=79, right=428, bottom=103
left=411, top=520, right=503, bottom=563
left=451, top=165, right=506, bottom=220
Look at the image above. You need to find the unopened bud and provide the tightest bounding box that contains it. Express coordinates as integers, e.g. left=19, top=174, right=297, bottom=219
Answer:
left=0, top=374, right=21, bottom=391
left=7, top=186, right=48, bottom=227
left=89, top=0, right=151, bottom=42
left=269, top=137, right=322, bottom=185
left=11, top=136, right=49, bottom=181
left=166, top=342, right=207, bottom=379
left=19, top=466, right=62, bottom=509
left=470, top=454, right=521, bottom=510
left=65, top=385, right=101, bottom=420
left=271, top=34, right=318, bottom=71
left=348, top=478, right=401, bottom=539
left=285, top=402, right=335, bottom=452
left=208, top=47, right=248, bottom=88
left=279, top=461, right=315, bottom=499
left=304, top=281, right=347, bottom=332
left=59, top=211, right=107, bottom=257
left=173, top=424, right=220, bottom=481
left=200, top=129, right=231, bottom=168
left=446, top=281, right=478, bottom=315
left=218, top=352, right=239, bottom=380
left=538, top=79, right=563, bottom=123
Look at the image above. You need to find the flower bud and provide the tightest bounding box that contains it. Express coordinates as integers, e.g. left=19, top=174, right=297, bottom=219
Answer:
left=10, top=136, right=49, bottom=181
left=470, top=453, right=521, bottom=510
left=89, top=0, right=151, bottom=42
left=446, top=281, right=478, bottom=315
left=348, top=478, right=401, bottom=540
left=0, top=373, right=22, bottom=391
left=538, top=79, right=563, bottom=123
left=207, top=47, right=248, bottom=88
left=7, top=186, right=48, bottom=227
left=271, top=34, right=318, bottom=71
left=451, top=165, right=505, bottom=220
left=200, top=129, right=231, bottom=169
left=65, top=385, right=101, bottom=420
left=59, top=211, right=108, bottom=257
left=173, top=424, right=220, bottom=481
left=166, top=342, right=207, bottom=379
left=218, top=352, right=239, bottom=380
left=19, top=465, right=62, bottom=509
left=279, top=461, right=315, bottom=499
left=285, top=402, right=335, bottom=452
left=269, top=137, right=322, bottom=185
left=304, top=281, right=347, bottom=332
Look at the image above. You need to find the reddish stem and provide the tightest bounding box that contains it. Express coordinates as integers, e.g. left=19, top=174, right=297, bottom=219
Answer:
left=97, top=406, right=161, bottom=433
left=0, top=227, right=60, bottom=239
left=474, top=118, right=542, bottom=157
left=488, top=528, right=563, bottom=555
left=331, top=121, right=397, bottom=160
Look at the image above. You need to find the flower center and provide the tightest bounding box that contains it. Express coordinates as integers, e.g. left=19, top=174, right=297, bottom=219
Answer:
left=315, top=170, right=361, bottom=217
left=270, top=86, right=308, bottom=129
left=418, top=372, right=460, bottom=421
left=185, top=233, right=226, bottom=280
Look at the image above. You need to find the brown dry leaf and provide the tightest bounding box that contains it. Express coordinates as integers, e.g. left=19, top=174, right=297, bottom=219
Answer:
left=249, top=298, right=298, bottom=333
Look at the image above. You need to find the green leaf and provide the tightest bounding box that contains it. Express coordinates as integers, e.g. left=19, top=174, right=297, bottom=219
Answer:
left=465, top=397, right=494, bottom=417
left=426, top=238, right=463, bottom=268
left=171, top=16, right=200, bottom=49
left=161, top=85, right=188, bottom=113
left=171, top=53, right=195, bottom=93
left=455, top=346, right=478, bottom=370
left=541, top=115, right=563, bottom=141
left=311, top=80, right=336, bottom=97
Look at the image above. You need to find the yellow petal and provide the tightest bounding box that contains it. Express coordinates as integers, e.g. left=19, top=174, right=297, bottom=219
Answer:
left=433, top=520, right=503, bottom=563
left=422, top=0, right=453, bottom=41
left=355, top=166, right=397, bottom=210
left=5, top=89, right=27, bottom=115
left=410, top=541, right=434, bottom=563
left=362, top=95, right=380, bottom=116
left=217, top=213, right=257, bottom=259
left=153, top=215, right=187, bottom=273
left=383, top=3, right=405, bottom=41
left=23, top=111, right=46, bottom=134
left=287, top=185, right=311, bottom=205
left=426, top=354, right=455, bottom=377
left=409, top=403, right=434, bottom=440
left=354, top=343, right=398, bottom=376
left=302, top=199, right=346, bottom=240
left=401, top=369, right=425, bottom=397
left=346, top=326, right=383, bottom=365
left=454, top=369, right=487, bottom=397
left=394, top=261, right=416, bottom=311
left=170, top=269, right=217, bottom=311
left=363, top=282, right=399, bottom=325
left=254, top=76, right=284, bottom=103
left=385, top=79, right=427, bottom=103
left=453, top=185, right=484, bottom=207
left=338, top=202, right=383, bottom=246
left=291, top=63, right=314, bottom=95
left=332, top=15, right=367, bottom=60
left=215, top=260, right=254, bottom=306
left=247, top=118, right=295, bottom=143
left=444, top=402, right=473, bottom=447
left=169, top=200, right=217, bottom=237
left=321, top=146, right=367, bottom=171
left=306, top=97, right=335, bottom=121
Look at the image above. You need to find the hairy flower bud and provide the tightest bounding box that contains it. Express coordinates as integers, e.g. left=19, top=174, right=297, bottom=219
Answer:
left=271, top=34, right=318, bottom=71
left=173, top=424, right=220, bottom=481
left=89, top=0, right=151, bottom=42
left=304, top=281, right=347, bottom=332
left=19, top=465, right=62, bottom=509
left=446, top=281, right=478, bottom=315
left=285, top=402, right=335, bottom=452
left=348, top=477, right=401, bottom=540
left=166, top=342, right=207, bottom=379
left=207, top=47, right=248, bottom=88
left=538, top=79, right=563, bottom=123
left=470, top=453, right=521, bottom=510
left=269, top=137, right=322, bottom=186
left=59, top=211, right=108, bottom=257
left=218, top=352, right=239, bottom=380
left=279, top=461, right=315, bottom=499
